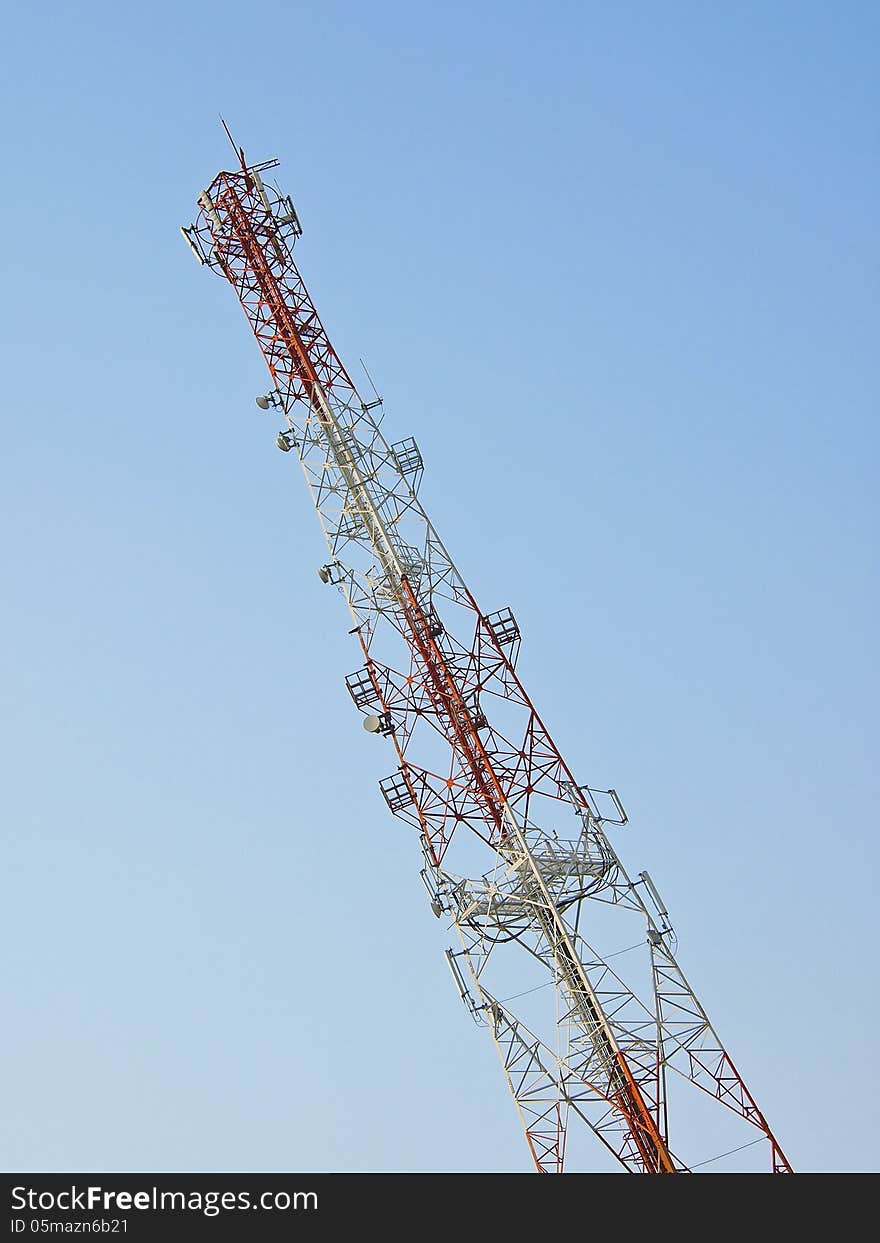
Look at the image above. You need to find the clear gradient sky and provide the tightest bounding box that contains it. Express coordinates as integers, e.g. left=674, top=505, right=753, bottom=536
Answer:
left=1, top=2, right=877, bottom=1172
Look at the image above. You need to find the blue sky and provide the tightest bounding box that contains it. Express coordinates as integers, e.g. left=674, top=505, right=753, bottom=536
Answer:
left=1, top=1, right=877, bottom=1172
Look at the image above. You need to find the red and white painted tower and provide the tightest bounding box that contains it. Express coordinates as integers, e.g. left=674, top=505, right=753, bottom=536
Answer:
left=181, top=138, right=792, bottom=1173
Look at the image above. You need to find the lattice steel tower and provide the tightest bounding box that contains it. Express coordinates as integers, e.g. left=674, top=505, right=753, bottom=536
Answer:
left=181, top=137, right=792, bottom=1173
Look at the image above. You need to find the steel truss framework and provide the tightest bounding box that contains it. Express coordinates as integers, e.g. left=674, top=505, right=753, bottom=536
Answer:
left=182, top=144, right=792, bottom=1174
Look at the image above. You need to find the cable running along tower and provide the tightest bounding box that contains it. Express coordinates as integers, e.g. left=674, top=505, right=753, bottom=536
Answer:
left=181, top=140, right=792, bottom=1173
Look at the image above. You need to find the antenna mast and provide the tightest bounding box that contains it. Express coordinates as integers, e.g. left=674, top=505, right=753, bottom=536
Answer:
left=181, top=141, right=792, bottom=1173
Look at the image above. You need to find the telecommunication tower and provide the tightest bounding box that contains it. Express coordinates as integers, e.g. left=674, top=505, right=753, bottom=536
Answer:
left=181, top=136, right=792, bottom=1173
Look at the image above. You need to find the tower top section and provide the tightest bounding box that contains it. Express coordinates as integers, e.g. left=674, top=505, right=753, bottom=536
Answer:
left=180, top=146, right=302, bottom=275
